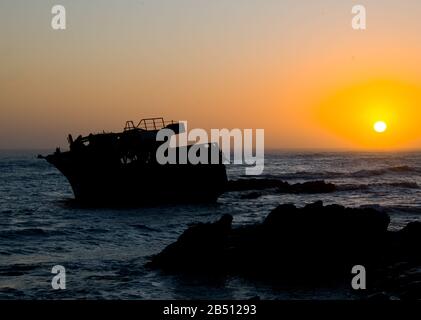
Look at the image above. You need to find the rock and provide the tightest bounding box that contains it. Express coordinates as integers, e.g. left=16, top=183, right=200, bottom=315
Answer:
left=284, top=180, right=336, bottom=194
left=399, top=281, right=421, bottom=300
left=399, top=221, right=421, bottom=241
left=146, top=214, right=233, bottom=272
left=226, top=179, right=336, bottom=194
left=263, top=201, right=390, bottom=237
left=148, top=201, right=394, bottom=282
left=391, top=221, right=421, bottom=261
left=366, top=292, right=391, bottom=301
left=258, top=201, right=391, bottom=279
left=148, top=201, right=421, bottom=296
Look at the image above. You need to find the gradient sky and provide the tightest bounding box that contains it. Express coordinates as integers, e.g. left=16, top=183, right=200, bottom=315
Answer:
left=2, top=0, right=421, bottom=149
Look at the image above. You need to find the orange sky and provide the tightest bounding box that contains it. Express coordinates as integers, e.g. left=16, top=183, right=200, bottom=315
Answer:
left=1, top=0, right=421, bottom=150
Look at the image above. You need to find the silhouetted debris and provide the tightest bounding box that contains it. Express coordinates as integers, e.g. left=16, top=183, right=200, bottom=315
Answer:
left=148, top=201, right=421, bottom=299
left=226, top=179, right=336, bottom=194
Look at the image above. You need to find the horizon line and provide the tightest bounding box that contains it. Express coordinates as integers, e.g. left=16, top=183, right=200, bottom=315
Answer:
left=2, top=147, right=421, bottom=153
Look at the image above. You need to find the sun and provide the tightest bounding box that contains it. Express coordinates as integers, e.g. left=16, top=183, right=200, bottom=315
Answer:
left=374, top=121, right=387, bottom=133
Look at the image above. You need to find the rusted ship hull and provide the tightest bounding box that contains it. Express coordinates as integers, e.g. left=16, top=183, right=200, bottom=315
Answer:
left=43, top=118, right=228, bottom=205
left=46, top=151, right=227, bottom=205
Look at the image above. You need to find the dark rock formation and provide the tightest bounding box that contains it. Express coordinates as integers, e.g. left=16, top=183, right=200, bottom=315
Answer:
left=148, top=202, right=389, bottom=277
left=147, top=214, right=233, bottom=273
left=281, top=180, right=336, bottom=194
left=389, top=221, right=421, bottom=262
left=226, top=179, right=336, bottom=194
left=147, top=201, right=421, bottom=298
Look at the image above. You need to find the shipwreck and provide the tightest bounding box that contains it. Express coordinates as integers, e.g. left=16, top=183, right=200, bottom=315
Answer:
left=40, top=118, right=227, bottom=205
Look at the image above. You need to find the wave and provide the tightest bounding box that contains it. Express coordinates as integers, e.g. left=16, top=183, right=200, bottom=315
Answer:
left=248, top=165, right=421, bottom=181
left=386, top=182, right=420, bottom=188
left=385, top=206, right=421, bottom=215
left=0, top=228, right=69, bottom=239
left=349, top=166, right=419, bottom=178
left=249, top=171, right=343, bottom=180
left=336, top=181, right=419, bottom=191
left=232, top=177, right=419, bottom=193
left=0, top=263, right=40, bottom=276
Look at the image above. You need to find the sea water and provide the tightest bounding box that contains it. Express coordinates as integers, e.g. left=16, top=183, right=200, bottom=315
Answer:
left=1, top=150, right=421, bottom=299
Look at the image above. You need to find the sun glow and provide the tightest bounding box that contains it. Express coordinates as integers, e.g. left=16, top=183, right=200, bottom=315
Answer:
left=316, top=79, right=421, bottom=149
left=374, top=121, right=387, bottom=133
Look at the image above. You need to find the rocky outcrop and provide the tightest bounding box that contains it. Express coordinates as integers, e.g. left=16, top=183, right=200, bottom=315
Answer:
left=226, top=179, right=336, bottom=194
left=280, top=180, right=336, bottom=194
left=148, top=202, right=389, bottom=276
left=147, top=201, right=421, bottom=298
left=148, top=214, right=233, bottom=273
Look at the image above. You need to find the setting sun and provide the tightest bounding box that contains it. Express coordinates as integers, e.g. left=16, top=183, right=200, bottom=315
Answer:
left=374, top=121, right=387, bottom=133
left=315, top=79, right=421, bottom=149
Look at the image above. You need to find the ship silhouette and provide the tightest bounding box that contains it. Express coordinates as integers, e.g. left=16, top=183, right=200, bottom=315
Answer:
left=40, top=118, right=227, bottom=205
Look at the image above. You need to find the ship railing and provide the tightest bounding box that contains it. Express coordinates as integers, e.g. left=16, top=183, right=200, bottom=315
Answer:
left=124, top=118, right=176, bottom=131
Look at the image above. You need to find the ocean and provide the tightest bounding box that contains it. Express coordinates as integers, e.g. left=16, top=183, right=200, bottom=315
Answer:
left=1, top=150, right=421, bottom=299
